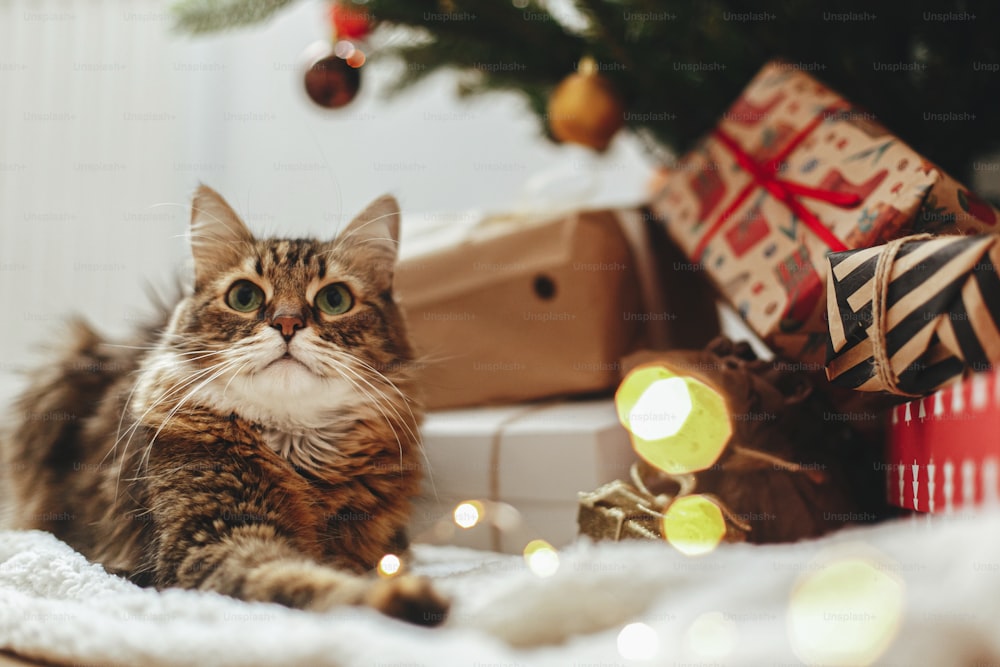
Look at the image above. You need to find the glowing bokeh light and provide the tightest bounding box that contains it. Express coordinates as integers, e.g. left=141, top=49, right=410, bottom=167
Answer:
left=628, top=377, right=692, bottom=440
left=686, top=611, right=736, bottom=659
left=453, top=501, right=483, bottom=529
left=615, top=364, right=733, bottom=474
left=788, top=556, right=904, bottom=666
left=346, top=49, right=366, bottom=68
left=662, top=494, right=727, bottom=557
left=523, top=539, right=560, bottom=578
left=333, top=40, right=356, bottom=59
left=377, top=554, right=401, bottom=578
left=617, top=622, right=660, bottom=661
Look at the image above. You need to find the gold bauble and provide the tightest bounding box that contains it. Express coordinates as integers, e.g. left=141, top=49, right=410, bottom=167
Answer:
left=547, top=57, right=626, bottom=151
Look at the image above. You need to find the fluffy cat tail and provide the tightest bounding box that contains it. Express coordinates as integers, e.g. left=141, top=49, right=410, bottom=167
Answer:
left=1, top=318, right=138, bottom=530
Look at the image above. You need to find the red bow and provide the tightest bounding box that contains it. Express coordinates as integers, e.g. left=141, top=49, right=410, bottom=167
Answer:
left=693, top=106, right=859, bottom=261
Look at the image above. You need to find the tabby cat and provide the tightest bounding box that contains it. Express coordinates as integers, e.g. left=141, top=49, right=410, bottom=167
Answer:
left=1, top=186, right=448, bottom=624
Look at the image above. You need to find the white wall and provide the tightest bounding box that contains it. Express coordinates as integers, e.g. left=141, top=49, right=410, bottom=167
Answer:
left=0, top=0, right=654, bottom=404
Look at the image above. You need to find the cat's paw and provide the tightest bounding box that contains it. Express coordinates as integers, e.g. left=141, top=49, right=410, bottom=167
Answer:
left=367, top=575, right=449, bottom=626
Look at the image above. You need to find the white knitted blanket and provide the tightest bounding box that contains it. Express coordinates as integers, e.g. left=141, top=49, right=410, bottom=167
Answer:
left=1, top=514, right=998, bottom=667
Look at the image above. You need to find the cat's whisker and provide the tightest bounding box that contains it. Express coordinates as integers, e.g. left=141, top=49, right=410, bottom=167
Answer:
left=220, top=359, right=254, bottom=398
left=111, top=364, right=224, bottom=491
left=110, top=358, right=240, bottom=496
left=319, top=357, right=416, bottom=476
left=109, top=359, right=226, bottom=464
left=338, top=354, right=417, bottom=412
left=320, top=355, right=413, bottom=437
left=132, top=358, right=246, bottom=478
left=328, top=351, right=419, bottom=446
left=335, top=355, right=439, bottom=501
left=100, top=344, right=225, bottom=367
left=329, top=209, right=400, bottom=249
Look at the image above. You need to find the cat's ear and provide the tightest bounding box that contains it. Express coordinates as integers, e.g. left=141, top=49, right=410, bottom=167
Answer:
left=336, top=195, right=401, bottom=275
left=189, top=184, right=254, bottom=285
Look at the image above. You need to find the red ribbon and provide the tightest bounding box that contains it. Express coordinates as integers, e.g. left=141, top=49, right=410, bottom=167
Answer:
left=692, top=105, right=859, bottom=261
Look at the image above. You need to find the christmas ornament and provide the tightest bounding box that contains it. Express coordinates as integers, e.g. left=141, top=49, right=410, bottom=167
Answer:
left=547, top=57, right=625, bottom=151
left=303, top=49, right=361, bottom=109
left=330, top=1, right=373, bottom=39
left=301, top=1, right=373, bottom=110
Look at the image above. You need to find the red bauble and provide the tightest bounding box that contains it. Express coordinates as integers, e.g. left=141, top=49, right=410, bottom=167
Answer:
left=304, top=53, right=361, bottom=109
left=330, top=2, right=373, bottom=39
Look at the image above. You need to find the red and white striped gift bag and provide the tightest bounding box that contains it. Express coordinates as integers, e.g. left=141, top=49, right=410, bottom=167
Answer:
left=887, top=368, right=1000, bottom=513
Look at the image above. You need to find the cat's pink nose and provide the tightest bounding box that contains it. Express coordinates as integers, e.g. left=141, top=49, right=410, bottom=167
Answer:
left=272, top=314, right=304, bottom=340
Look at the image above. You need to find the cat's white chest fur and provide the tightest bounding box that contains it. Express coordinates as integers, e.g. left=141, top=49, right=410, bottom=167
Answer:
left=178, top=361, right=362, bottom=471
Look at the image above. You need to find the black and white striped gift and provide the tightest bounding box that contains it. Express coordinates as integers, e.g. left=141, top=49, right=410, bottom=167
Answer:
left=825, top=234, right=1000, bottom=395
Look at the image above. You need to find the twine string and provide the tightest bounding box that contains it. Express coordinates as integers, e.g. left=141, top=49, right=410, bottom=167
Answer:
left=870, top=234, right=934, bottom=397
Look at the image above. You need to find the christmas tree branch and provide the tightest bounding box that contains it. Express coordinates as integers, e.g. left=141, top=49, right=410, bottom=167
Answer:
left=168, top=0, right=1000, bottom=178
left=172, top=0, right=298, bottom=33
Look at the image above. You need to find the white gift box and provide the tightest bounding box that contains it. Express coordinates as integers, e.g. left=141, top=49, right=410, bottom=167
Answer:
left=409, top=399, right=636, bottom=553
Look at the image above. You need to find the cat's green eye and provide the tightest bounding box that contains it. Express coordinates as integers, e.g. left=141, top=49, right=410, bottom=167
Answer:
left=226, top=280, right=265, bottom=313
left=315, top=283, right=353, bottom=316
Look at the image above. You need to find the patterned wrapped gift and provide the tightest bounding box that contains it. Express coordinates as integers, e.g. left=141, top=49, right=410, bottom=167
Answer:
left=826, top=234, right=1000, bottom=395
left=887, top=368, right=1000, bottom=512
left=650, top=60, right=998, bottom=363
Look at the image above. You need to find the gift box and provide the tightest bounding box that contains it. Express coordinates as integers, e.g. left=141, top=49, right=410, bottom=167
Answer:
left=395, top=208, right=719, bottom=410
left=886, top=368, right=1000, bottom=512
left=649, top=60, right=998, bottom=363
left=408, top=399, right=636, bottom=553
left=826, top=234, right=1000, bottom=395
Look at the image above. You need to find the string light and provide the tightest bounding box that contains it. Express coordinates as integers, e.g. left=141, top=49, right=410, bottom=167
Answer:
left=617, top=622, right=659, bottom=661
left=523, top=539, right=559, bottom=578
left=453, top=501, right=483, bottom=529
left=346, top=48, right=366, bottom=68
left=615, top=364, right=732, bottom=475
left=788, top=555, right=904, bottom=666
left=662, top=494, right=727, bottom=556
left=333, top=39, right=355, bottom=59
left=628, top=376, right=692, bottom=440
left=377, top=554, right=401, bottom=578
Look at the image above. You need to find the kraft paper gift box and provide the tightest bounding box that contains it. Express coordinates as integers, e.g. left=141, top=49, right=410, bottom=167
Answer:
left=408, top=399, right=636, bottom=554
left=394, top=208, right=719, bottom=410
left=649, top=60, right=998, bottom=364
left=886, top=367, right=1000, bottom=513
left=826, top=234, right=1000, bottom=396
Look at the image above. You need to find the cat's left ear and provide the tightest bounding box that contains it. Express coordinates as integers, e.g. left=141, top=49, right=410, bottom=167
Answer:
left=337, top=195, right=401, bottom=274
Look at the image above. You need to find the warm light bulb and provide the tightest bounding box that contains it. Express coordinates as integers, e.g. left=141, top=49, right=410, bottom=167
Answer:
left=346, top=48, right=366, bottom=68
left=663, top=494, right=727, bottom=557
left=453, top=501, right=482, bottom=529
left=333, top=40, right=355, bottom=59
left=788, top=556, right=904, bottom=666
left=617, top=622, right=660, bottom=661
left=523, top=539, right=559, bottom=578
left=377, top=554, right=401, bottom=578
left=615, top=364, right=733, bottom=474
left=628, top=376, right=692, bottom=440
